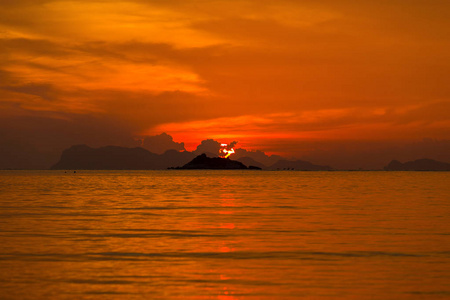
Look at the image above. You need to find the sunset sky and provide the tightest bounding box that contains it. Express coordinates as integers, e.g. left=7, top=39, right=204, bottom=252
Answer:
left=1, top=0, right=449, bottom=168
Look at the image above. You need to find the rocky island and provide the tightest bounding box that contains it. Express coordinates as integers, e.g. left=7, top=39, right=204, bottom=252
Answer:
left=173, top=153, right=261, bottom=170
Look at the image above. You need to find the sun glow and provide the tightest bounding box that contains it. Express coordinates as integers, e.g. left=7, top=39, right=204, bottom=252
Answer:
left=220, top=143, right=235, bottom=158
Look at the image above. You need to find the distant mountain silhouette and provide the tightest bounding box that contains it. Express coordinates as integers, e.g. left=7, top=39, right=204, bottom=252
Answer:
left=51, top=145, right=195, bottom=170
left=56, top=144, right=450, bottom=171
left=268, top=159, right=332, bottom=171
left=175, top=154, right=257, bottom=169
left=236, top=157, right=267, bottom=169
left=384, top=158, right=450, bottom=171
left=158, top=149, right=196, bottom=168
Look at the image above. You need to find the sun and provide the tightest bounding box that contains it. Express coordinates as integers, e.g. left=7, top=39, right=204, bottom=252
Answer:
left=219, top=143, right=235, bottom=158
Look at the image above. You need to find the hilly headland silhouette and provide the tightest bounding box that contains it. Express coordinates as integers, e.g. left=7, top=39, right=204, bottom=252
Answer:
left=50, top=144, right=450, bottom=171
left=51, top=144, right=195, bottom=170
left=51, top=144, right=263, bottom=170
left=50, top=144, right=330, bottom=170
left=384, top=159, right=450, bottom=171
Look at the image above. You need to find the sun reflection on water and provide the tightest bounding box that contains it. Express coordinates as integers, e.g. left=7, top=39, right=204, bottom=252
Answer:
left=0, top=171, right=449, bottom=299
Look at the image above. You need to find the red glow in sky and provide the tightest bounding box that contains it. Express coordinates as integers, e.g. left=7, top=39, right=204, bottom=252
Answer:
left=0, top=0, right=449, bottom=168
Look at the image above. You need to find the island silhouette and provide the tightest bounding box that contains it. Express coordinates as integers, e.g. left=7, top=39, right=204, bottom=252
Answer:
left=171, top=153, right=260, bottom=169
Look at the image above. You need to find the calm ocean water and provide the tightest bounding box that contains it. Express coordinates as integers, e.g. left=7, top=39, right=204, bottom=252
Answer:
left=0, top=170, right=449, bottom=299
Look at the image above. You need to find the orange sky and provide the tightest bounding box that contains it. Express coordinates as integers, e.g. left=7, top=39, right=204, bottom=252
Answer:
left=1, top=0, right=449, bottom=167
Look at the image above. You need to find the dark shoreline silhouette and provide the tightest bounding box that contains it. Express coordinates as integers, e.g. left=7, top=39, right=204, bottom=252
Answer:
left=48, top=144, right=450, bottom=171
left=268, top=159, right=332, bottom=171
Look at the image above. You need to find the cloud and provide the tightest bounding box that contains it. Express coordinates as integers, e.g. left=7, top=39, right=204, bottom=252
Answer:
left=187, top=137, right=281, bottom=166
left=0, top=38, right=71, bottom=59
left=3, top=82, right=57, bottom=101
left=140, top=132, right=185, bottom=154
left=233, top=148, right=282, bottom=167
left=188, top=138, right=283, bottom=166
left=193, top=139, right=221, bottom=156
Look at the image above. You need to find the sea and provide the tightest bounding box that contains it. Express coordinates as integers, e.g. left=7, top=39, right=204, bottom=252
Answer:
left=0, top=170, right=449, bottom=299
